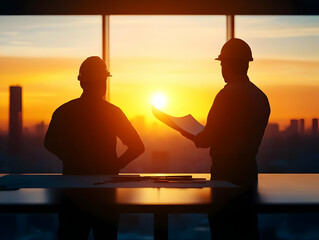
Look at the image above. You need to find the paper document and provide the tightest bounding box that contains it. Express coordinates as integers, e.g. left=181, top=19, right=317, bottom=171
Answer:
left=152, top=106, right=205, bottom=136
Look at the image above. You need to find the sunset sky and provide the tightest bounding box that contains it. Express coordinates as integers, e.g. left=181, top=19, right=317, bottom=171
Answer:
left=0, top=15, right=318, bottom=132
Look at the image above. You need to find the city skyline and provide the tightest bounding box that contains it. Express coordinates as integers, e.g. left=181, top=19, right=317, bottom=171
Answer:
left=2, top=85, right=319, bottom=137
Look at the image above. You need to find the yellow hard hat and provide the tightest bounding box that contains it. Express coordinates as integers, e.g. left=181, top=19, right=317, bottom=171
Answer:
left=216, top=38, right=253, bottom=62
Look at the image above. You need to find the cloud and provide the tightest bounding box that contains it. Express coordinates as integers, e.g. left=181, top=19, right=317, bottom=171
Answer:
left=237, top=16, right=319, bottom=39
left=1, top=31, right=19, bottom=36
left=0, top=45, right=91, bottom=58
left=9, top=41, right=31, bottom=45
left=244, top=27, right=319, bottom=39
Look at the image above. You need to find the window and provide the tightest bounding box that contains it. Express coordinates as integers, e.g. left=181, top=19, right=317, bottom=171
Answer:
left=237, top=16, right=319, bottom=172
left=0, top=16, right=101, bottom=172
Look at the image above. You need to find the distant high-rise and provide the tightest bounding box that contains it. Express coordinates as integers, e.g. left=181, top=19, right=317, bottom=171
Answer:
left=313, top=118, right=318, bottom=136
left=299, top=119, right=305, bottom=135
left=8, top=86, right=22, bottom=154
left=289, top=119, right=298, bottom=135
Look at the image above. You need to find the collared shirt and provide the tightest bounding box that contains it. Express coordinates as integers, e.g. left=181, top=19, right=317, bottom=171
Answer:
left=195, top=76, right=270, bottom=185
left=45, top=93, right=143, bottom=175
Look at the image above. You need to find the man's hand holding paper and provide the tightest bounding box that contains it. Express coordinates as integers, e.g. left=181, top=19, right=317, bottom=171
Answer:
left=151, top=105, right=204, bottom=141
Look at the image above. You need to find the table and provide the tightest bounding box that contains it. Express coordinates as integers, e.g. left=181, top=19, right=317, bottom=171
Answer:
left=0, top=173, right=318, bottom=239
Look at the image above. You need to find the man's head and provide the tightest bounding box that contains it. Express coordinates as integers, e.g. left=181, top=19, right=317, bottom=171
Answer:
left=216, top=38, right=253, bottom=83
left=78, top=56, right=111, bottom=97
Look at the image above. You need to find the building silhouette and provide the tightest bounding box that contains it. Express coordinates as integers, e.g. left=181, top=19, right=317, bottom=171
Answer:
left=313, top=118, right=318, bottom=136
left=299, top=119, right=305, bottom=135
left=290, top=119, right=298, bottom=134
left=8, top=85, right=22, bottom=154
left=285, top=119, right=298, bottom=136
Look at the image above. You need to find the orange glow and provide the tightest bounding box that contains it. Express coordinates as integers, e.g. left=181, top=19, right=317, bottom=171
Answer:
left=1, top=56, right=319, bottom=131
left=1, top=16, right=319, bottom=133
left=116, top=188, right=212, bottom=205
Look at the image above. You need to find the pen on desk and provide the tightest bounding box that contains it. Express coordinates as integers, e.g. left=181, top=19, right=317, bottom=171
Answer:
left=94, top=177, right=146, bottom=185
left=94, top=181, right=108, bottom=185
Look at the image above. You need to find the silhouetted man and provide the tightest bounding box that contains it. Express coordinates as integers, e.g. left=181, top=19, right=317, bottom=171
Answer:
left=45, top=56, right=145, bottom=239
left=194, top=38, right=270, bottom=187
left=191, top=38, right=270, bottom=239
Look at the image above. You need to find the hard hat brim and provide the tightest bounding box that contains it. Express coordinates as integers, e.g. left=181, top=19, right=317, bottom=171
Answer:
left=215, top=57, right=254, bottom=61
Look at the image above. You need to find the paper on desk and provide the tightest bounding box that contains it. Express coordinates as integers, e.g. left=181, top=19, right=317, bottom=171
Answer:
left=152, top=106, right=205, bottom=136
left=0, top=175, right=239, bottom=188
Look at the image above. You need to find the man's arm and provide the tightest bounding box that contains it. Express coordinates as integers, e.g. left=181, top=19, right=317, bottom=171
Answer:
left=44, top=111, right=64, bottom=160
left=116, top=110, right=145, bottom=170
left=179, top=129, right=196, bottom=142
left=194, top=122, right=213, bottom=148
left=194, top=91, right=229, bottom=148
left=117, top=141, right=145, bottom=170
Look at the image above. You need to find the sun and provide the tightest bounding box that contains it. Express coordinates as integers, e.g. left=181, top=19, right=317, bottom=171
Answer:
left=152, top=93, right=167, bottom=109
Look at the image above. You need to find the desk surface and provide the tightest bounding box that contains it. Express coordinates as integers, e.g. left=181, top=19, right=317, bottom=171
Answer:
left=0, top=174, right=237, bottom=189
left=0, top=173, right=318, bottom=213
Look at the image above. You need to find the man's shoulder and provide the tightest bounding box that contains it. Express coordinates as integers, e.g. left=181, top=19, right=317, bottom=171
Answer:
left=224, top=79, right=265, bottom=95
left=97, top=101, right=128, bottom=120
left=246, top=81, right=270, bottom=111
left=215, top=84, right=232, bottom=98
left=248, top=81, right=269, bottom=100
left=219, top=80, right=269, bottom=104
left=100, top=101, right=124, bottom=114
left=54, top=98, right=81, bottom=114
left=53, top=98, right=125, bottom=119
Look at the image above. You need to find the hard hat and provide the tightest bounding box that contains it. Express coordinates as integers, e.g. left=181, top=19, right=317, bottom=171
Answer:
left=77, top=56, right=111, bottom=82
left=215, top=38, right=253, bottom=62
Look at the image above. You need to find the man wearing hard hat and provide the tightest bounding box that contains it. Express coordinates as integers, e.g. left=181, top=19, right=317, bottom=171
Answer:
left=45, top=56, right=145, bottom=239
left=45, top=56, right=144, bottom=175
left=193, top=38, right=270, bottom=239
left=194, top=38, right=270, bottom=187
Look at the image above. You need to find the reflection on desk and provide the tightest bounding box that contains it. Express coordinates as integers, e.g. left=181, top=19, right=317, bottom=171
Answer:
left=0, top=174, right=318, bottom=213
left=116, top=188, right=212, bottom=205
left=0, top=174, right=237, bottom=189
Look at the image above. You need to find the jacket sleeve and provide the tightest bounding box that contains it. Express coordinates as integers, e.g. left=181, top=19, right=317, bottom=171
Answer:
left=194, top=90, right=231, bottom=149
left=115, top=109, right=145, bottom=157
left=44, top=110, right=64, bottom=160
